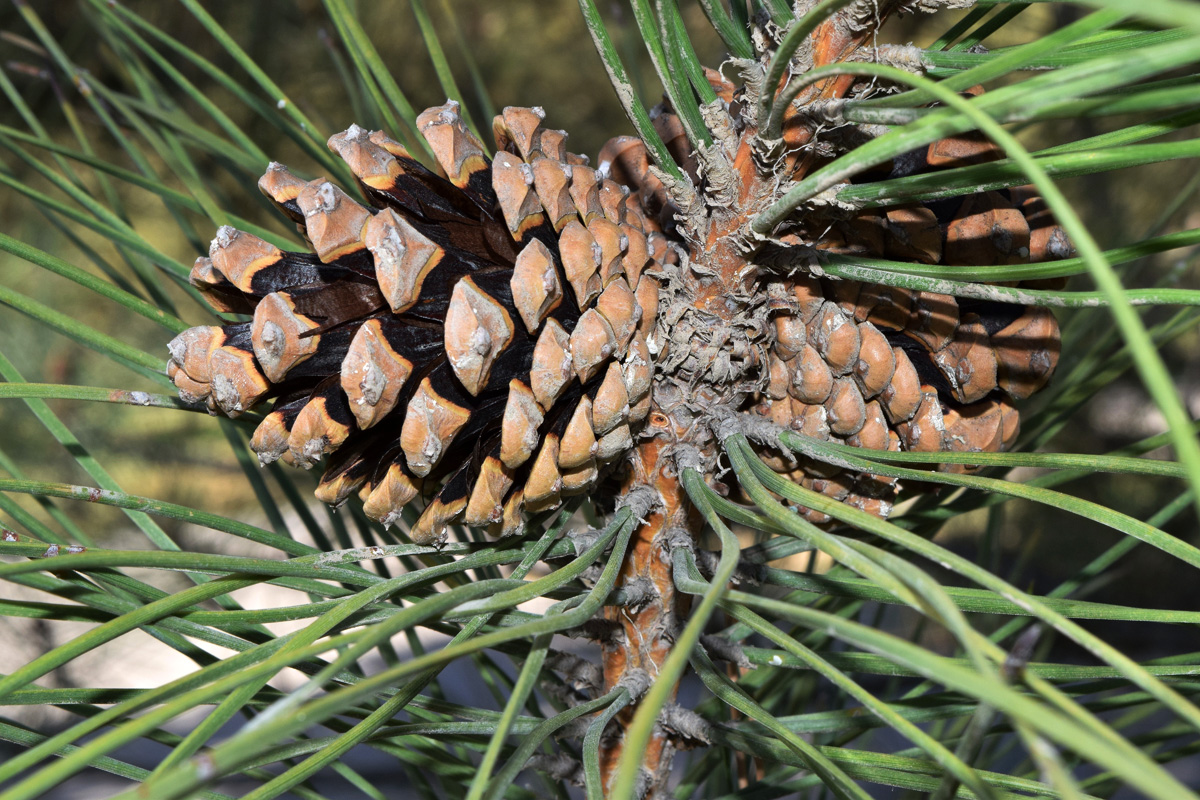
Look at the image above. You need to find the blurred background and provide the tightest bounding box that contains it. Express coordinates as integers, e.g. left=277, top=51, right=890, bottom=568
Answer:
left=1, top=1, right=1199, bottom=794
left=3, top=1, right=1193, bottom=530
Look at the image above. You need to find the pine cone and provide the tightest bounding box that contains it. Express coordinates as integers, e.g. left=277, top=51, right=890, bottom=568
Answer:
left=170, top=73, right=1067, bottom=537
left=598, top=78, right=1065, bottom=522
left=168, top=104, right=666, bottom=544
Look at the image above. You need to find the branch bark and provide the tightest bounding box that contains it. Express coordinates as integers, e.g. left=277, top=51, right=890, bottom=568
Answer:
left=598, top=438, right=701, bottom=796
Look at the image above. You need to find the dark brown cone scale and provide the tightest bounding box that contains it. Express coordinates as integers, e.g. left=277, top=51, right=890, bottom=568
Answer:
left=169, top=108, right=666, bottom=544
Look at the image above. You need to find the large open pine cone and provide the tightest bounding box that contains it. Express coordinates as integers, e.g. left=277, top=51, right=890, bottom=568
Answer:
left=169, top=105, right=666, bottom=543
left=168, top=88, right=1064, bottom=540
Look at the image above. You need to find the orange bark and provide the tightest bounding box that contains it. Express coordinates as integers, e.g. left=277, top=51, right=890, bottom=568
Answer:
left=597, top=437, right=701, bottom=794
left=595, top=5, right=907, bottom=795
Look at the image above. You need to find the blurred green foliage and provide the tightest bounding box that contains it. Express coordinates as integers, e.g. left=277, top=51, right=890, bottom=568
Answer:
left=1, top=0, right=1197, bottom=591
left=2, top=3, right=1200, bottom=797
left=0, top=0, right=681, bottom=532
left=3, top=0, right=1193, bottom=557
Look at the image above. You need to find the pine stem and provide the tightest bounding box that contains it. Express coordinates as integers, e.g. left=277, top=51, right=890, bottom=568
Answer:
left=599, top=439, right=700, bottom=797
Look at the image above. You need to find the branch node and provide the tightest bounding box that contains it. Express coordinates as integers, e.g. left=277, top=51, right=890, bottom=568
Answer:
left=618, top=667, right=653, bottom=701
left=546, top=650, right=603, bottom=695
left=612, top=575, right=658, bottom=610
left=663, top=526, right=696, bottom=555
left=616, top=483, right=661, bottom=523
left=700, top=634, right=753, bottom=670
left=660, top=703, right=712, bottom=747
left=568, top=526, right=604, bottom=557
left=526, top=752, right=584, bottom=786
left=672, top=443, right=706, bottom=474
left=707, top=404, right=744, bottom=442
